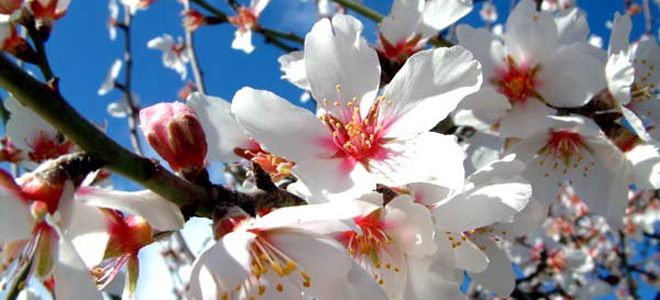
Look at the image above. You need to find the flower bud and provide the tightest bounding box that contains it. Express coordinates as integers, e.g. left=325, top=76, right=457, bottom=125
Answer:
left=140, top=102, right=207, bottom=176
left=0, top=0, right=23, bottom=15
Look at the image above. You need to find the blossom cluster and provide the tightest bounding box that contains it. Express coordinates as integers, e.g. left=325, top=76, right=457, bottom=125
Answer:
left=0, top=0, right=659, bottom=299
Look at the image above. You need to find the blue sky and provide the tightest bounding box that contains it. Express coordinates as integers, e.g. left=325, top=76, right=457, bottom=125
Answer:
left=7, top=0, right=660, bottom=299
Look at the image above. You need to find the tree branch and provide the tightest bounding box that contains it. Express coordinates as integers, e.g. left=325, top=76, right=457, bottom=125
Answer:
left=330, top=0, right=384, bottom=23
left=0, top=53, right=208, bottom=215
left=183, top=0, right=207, bottom=95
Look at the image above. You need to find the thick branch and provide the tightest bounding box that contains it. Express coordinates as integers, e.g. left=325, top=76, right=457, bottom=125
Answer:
left=0, top=53, right=207, bottom=213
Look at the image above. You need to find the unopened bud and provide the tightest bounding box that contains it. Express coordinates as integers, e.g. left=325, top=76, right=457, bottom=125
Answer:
left=0, top=23, right=37, bottom=63
left=140, top=102, right=208, bottom=176
left=18, top=170, right=65, bottom=214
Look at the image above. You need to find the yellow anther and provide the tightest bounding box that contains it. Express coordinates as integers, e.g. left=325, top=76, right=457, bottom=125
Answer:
left=276, top=284, right=284, bottom=292
left=336, top=85, right=342, bottom=92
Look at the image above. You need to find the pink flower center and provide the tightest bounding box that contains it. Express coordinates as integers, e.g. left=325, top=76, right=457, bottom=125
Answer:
left=320, top=89, right=390, bottom=165
left=492, top=57, right=542, bottom=104
left=378, top=33, right=423, bottom=62
left=540, top=130, right=589, bottom=167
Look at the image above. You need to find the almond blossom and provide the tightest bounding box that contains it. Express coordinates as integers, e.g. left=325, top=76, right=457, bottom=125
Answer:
left=233, top=14, right=481, bottom=203
left=508, top=115, right=630, bottom=228
left=186, top=92, right=296, bottom=182
left=5, top=96, right=73, bottom=165
left=98, top=59, right=122, bottom=96
left=147, top=34, right=189, bottom=80
left=605, top=13, right=660, bottom=143
left=188, top=203, right=386, bottom=300
left=377, top=0, right=473, bottom=63
left=0, top=168, right=103, bottom=300
left=228, top=0, right=270, bottom=54
left=455, top=0, right=605, bottom=139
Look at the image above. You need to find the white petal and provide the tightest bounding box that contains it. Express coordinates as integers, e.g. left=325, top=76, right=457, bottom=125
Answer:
left=0, top=175, right=31, bottom=243
left=626, top=144, right=660, bottom=189
left=554, top=8, right=589, bottom=46
left=187, top=93, right=252, bottom=162
left=5, top=95, right=58, bottom=153
left=468, top=243, right=515, bottom=297
left=454, top=86, right=511, bottom=129
left=53, top=235, right=104, bottom=300
left=456, top=25, right=506, bottom=77
left=406, top=256, right=464, bottom=300
left=505, top=0, right=558, bottom=66
left=453, top=238, right=489, bottom=273
left=494, top=199, right=547, bottom=237
left=61, top=199, right=110, bottom=268
left=608, top=13, right=631, bottom=56
left=421, top=0, right=473, bottom=33
left=189, top=231, right=254, bottom=296
left=606, top=53, right=634, bottom=105
left=499, top=99, right=555, bottom=139
left=98, top=59, right=122, bottom=96
left=304, top=15, right=380, bottom=109
left=374, top=132, right=466, bottom=189
left=433, top=176, right=531, bottom=232
left=106, top=100, right=129, bottom=118
left=76, top=187, right=185, bottom=232
left=406, top=182, right=453, bottom=207
left=622, top=106, right=654, bottom=142
left=380, top=0, right=424, bottom=45
left=250, top=0, right=270, bottom=16
left=383, top=46, right=482, bottom=137
left=231, top=87, right=333, bottom=161
left=232, top=29, right=255, bottom=54
left=278, top=51, right=311, bottom=91
left=267, top=229, right=353, bottom=300
left=466, top=153, right=526, bottom=186
left=538, top=43, right=606, bottom=108
left=253, top=202, right=360, bottom=234
left=343, top=260, right=388, bottom=300
left=384, top=195, right=436, bottom=258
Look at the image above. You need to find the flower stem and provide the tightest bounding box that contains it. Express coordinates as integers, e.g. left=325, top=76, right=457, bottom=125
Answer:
left=330, top=0, right=384, bottom=23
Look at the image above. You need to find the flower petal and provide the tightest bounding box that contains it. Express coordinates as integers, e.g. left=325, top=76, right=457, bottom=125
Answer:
left=383, top=46, right=482, bottom=137
left=505, top=0, right=558, bottom=66
left=232, top=29, right=254, bottom=54
left=538, top=43, right=606, bottom=108
left=499, top=99, right=555, bottom=139
left=231, top=87, right=334, bottom=161
left=0, top=175, right=31, bottom=243
left=76, top=187, right=184, bottom=232
left=433, top=176, right=531, bottom=232
left=456, top=25, right=505, bottom=77
left=608, top=12, right=631, bottom=56
left=606, top=53, right=634, bottom=105
left=421, top=0, right=473, bottom=33
left=305, top=15, right=380, bottom=109
left=384, top=195, right=436, bottom=258
left=468, top=242, right=515, bottom=297
left=53, top=234, right=104, bottom=300
left=187, top=92, right=252, bottom=162
left=278, top=51, right=311, bottom=91
left=380, top=0, right=424, bottom=45
left=626, top=144, right=660, bottom=189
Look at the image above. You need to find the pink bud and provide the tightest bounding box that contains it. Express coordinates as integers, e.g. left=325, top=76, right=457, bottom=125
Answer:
left=140, top=102, right=207, bottom=176
left=0, top=0, right=23, bottom=15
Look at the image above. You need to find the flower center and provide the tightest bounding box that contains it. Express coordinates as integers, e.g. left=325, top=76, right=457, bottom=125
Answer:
left=235, top=140, right=296, bottom=181
left=229, top=7, right=258, bottom=33
left=222, top=232, right=312, bottom=299
left=336, top=209, right=400, bottom=286
left=320, top=88, right=389, bottom=163
left=492, top=56, right=542, bottom=104
left=540, top=130, right=588, bottom=167
left=378, top=33, right=423, bottom=62
left=27, top=131, right=72, bottom=164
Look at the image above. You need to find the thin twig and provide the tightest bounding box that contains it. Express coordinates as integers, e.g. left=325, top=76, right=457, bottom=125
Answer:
left=184, top=0, right=207, bottom=95
left=24, top=17, right=54, bottom=81
left=330, top=0, right=384, bottom=23
left=120, top=7, right=143, bottom=155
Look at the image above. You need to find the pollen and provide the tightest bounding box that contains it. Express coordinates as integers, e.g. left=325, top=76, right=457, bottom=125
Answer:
left=492, top=56, right=542, bottom=105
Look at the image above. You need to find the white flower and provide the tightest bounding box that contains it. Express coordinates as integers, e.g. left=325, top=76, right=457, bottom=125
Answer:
left=455, top=0, right=605, bottom=139
left=332, top=192, right=436, bottom=299
left=0, top=172, right=103, bottom=300
left=377, top=0, right=473, bottom=61
left=108, top=0, right=118, bottom=40
left=605, top=13, right=660, bottom=143
left=508, top=115, right=630, bottom=228
left=233, top=15, right=481, bottom=203
left=405, top=155, right=538, bottom=297
left=5, top=95, right=72, bottom=164
left=106, top=92, right=139, bottom=118
left=228, top=0, right=270, bottom=54
left=479, top=2, right=497, bottom=22
left=147, top=34, right=189, bottom=80
left=188, top=203, right=384, bottom=300
left=98, top=59, right=122, bottom=96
